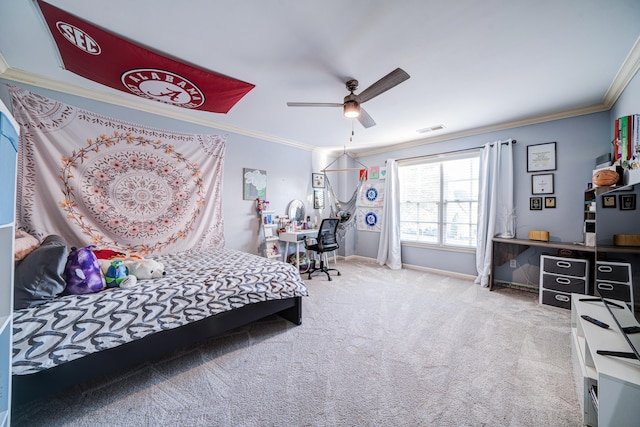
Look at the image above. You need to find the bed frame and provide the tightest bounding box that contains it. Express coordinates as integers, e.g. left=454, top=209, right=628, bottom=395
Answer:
left=12, top=296, right=302, bottom=407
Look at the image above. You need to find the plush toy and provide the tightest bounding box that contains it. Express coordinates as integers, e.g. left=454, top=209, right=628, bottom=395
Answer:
left=98, top=259, right=138, bottom=289
left=126, top=259, right=166, bottom=280
left=65, top=246, right=106, bottom=294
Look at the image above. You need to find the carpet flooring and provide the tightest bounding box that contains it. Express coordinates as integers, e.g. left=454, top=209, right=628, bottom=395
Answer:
left=12, top=258, right=582, bottom=426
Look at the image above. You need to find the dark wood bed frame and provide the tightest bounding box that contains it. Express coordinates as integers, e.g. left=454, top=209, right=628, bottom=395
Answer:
left=12, top=296, right=302, bottom=407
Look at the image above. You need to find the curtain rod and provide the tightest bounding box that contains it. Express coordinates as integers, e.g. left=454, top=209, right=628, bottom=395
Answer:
left=391, top=138, right=516, bottom=164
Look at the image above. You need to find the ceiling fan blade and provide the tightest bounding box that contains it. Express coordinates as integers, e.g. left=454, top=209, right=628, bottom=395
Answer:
left=357, top=68, right=410, bottom=103
left=287, top=102, right=343, bottom=107
left=357, top=107, right=376, bottom=128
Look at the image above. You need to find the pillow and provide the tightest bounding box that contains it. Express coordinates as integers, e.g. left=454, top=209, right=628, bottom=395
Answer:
left=64, top=246, right=106, bottom=295
left=14, top=229, right=40, bottom=262
left=14, top=234, right=69, bottom=310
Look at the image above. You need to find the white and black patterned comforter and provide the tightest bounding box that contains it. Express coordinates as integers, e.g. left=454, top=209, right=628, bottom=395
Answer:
left=12, top=248, right=308, bottom=375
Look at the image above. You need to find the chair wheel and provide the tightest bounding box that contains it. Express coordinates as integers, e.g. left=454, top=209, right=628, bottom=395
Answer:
left=337, top=272, right=341, bottom=276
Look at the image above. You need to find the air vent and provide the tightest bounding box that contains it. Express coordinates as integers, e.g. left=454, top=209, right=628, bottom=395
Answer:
left=417, top=124, right=445, bottom=133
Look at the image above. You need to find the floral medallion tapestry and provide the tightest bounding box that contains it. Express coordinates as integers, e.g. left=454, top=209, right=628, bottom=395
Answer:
left=9, top=86, right=226, bottom=255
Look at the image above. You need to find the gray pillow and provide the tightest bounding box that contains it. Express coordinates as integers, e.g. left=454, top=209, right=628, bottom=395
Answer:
left=14, top=234, right=69, bottom=310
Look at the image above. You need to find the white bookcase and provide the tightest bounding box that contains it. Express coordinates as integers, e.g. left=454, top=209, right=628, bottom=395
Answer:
left=259, top=210, right=281, bottom=259
left=0, top=101, right=19, bottom=426
left=571, top=294, right=640, bottom=426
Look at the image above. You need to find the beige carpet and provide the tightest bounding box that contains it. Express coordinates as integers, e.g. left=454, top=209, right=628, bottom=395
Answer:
left=12, top=258, right=582, bottom=426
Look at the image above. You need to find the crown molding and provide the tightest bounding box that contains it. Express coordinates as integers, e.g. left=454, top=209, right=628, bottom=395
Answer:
left=0, top=66, right=316, bottom=152
left=603, top=35, right=640, bottom=108
left=351, top=103, right=608, bottom=158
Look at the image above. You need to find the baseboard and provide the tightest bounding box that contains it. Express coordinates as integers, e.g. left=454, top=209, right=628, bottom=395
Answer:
left=341, top=254, right=476, bottom=281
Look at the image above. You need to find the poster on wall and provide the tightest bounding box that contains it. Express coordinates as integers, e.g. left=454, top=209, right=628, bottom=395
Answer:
left=358, top=183, right=385, bottom=207
left=243, top=168, right=267, bottom=200
left=356, top=208, right=382, bottom=232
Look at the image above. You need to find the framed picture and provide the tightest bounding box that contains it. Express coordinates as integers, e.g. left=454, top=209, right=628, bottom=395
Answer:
left=530, top=197, right=542, bottom=210
left=544, top=197, right=556, bottom=208
left=312, top=173, right=325, bottom=188
left=620, top=194, right=636, bottom=210
left=527, top=142, right=557, bottom=172
left=531, top=173, right=554, bottom=195
left=243, top=168, right=267, bottom=200
left=313, top=189, right=325, bottom=209
left=602, top=195, right=617, bottom=208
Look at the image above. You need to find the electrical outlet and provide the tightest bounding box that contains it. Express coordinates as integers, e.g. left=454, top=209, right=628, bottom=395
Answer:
left=509, top=259, right=517, bottom=268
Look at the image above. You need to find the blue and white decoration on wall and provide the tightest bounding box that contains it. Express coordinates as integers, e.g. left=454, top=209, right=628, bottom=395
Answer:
left=358, top=183, right=384, bottom=207
left=356, top=207, right=381, bottom=232
left=356, top=181, right=384, bottom=231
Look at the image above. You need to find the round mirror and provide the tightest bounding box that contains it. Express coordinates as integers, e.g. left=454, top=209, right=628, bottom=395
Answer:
left=288, top=200, right=305, bottom=224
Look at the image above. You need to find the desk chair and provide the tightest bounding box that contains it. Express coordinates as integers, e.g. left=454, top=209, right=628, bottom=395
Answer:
left=304, top=218, right=341, bottom=281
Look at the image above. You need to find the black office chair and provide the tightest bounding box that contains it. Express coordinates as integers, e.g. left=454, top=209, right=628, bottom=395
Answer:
left=304, top=218, right=341, bottom=281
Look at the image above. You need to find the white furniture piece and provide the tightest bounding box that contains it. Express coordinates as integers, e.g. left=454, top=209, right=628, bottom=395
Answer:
left=259, top=210, right=281, bottom=260
left=539, top=255, right=589, bottom=309
left=0, top=101, right=19, bottom=426
left=571, top=294, right=640, bottom=427
left=278, top=229, right=316, bottom=270
left=595, top=261, right=634, bottom=313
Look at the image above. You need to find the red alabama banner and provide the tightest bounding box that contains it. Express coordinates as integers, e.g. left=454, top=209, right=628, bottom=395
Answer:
left=37, top=0, right=255, bottom=113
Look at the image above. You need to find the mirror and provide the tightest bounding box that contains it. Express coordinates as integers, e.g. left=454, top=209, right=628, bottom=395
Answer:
left=288, top=200, right=305, bottom=224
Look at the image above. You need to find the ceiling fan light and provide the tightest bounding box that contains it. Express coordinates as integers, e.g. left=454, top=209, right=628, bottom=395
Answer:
left=343, top=101, right=360, bottom=118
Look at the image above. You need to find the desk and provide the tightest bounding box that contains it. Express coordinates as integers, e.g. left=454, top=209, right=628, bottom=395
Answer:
left=278, top=229, right=317, bottom=270
left=490, top=237, right=595, bottom=291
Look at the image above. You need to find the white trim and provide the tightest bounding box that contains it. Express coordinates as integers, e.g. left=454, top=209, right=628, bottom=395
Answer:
left=0, top=66, right=317, bottom=152
left=603, top=35, right=640, bottom=108
left=343, top=254, right=476, bottom=280
left=352, top=104, right=607, bottom=157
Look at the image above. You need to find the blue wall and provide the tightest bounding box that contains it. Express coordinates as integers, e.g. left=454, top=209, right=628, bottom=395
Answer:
left=356, top=112, right=612, bottom=276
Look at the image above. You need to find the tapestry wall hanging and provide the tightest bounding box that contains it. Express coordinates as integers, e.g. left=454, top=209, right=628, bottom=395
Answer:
left=10, top=86, right=227, bottom=255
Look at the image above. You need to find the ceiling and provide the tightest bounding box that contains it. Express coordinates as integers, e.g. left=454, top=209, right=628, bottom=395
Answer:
left=1, top=1, right=640, bottom=155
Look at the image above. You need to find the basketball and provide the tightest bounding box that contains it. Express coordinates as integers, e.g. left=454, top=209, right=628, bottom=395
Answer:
left=592, top=169, right=619, bottom=186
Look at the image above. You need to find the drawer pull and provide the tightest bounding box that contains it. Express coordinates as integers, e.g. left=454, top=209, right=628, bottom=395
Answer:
left=555, top=277, right=571, bottom=285
left=555, top=294, right=570, bottom=302
left=555, top=261, right=571, bottom=269
left=598, top=283, right=614, bottom=291
left=598, top=265, right=613, bottom=273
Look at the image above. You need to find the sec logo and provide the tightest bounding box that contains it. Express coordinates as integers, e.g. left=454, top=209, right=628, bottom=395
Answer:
left=56, top=21, right=101, bottom=55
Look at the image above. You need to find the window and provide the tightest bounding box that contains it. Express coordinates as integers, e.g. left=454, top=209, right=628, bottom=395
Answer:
left=398, top=152, right=480, bottom=248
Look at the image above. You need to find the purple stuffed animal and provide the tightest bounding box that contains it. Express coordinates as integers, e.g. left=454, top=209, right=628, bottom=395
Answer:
left=64, top=246, right=106, bottom=294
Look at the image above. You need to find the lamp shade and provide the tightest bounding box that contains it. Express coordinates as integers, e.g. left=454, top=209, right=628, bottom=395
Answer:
left=343, top=100, right=360, bottom=118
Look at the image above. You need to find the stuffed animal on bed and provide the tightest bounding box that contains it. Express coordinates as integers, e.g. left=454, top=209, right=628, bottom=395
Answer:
left=64, top=246, right=106, bottom=294
left=126, top=259, right=166, bottom=280
left=97, top=259, right=138, bottom=289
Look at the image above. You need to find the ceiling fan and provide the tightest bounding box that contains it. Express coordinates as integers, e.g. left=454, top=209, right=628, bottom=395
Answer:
left=287, top=68, right=410, bottom=128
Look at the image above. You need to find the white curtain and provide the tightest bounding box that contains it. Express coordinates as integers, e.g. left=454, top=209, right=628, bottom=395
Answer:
left=475, top=139, right=515, bottom=287
left=377, top=159, right=402, bottom=269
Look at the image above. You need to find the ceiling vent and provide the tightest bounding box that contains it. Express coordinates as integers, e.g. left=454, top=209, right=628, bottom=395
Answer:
left=417, top=124, right=445, bottom=134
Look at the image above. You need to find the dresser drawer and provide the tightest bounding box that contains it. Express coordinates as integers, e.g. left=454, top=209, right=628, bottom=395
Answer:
left=541, top=289, right=572, bottom=310
left=541, top=273, right=587, bottom=294
left=541, top=255, right=588, bottom=278
left=595, top=281, right=632, bottom=303
left=596, top=261, right=631, bottom=283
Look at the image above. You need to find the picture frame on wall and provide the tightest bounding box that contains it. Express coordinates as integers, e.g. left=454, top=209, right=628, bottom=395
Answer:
left=313, top=189, right=325, bottom=209
left=602, top=195, right=617, bottom=208
left=620, top=194, right=636, bottom=210
left=530, top=197, right=542, bottom=210
left=527, top=142, right=557, bottom=172
left=243, top=168, right=267, bottom=200
left=531, top=173, right=554, bottom=195
left=544, top=197, right=556, bottom=208
left=312, top=173, right=325, bottom=189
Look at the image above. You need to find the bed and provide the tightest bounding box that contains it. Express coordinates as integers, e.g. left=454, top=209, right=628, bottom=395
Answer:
left=11, top=246, right=308, bottom=406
